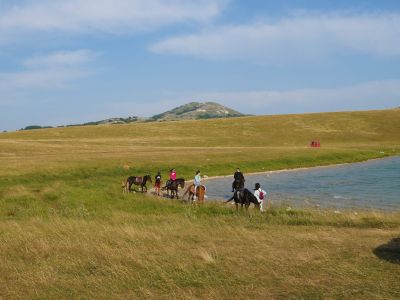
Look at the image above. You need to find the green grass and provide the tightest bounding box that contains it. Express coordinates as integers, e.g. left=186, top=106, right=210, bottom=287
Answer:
left=0, top=109, right=400, bottom=299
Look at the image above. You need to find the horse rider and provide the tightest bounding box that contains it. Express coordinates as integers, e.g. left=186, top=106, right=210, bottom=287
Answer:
left=254, top=182, right=267, bottom=212
left=154, top=171, right=162, bottom=196
left=166, top=168, right=177, bottom=188
left=232, top=168, right=245, bottom=192
left=193, top=170, right=202, bottom=200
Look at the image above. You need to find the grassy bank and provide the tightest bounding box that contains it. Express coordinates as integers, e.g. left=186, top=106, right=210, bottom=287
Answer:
left=1, top=109, right=400, bottom=298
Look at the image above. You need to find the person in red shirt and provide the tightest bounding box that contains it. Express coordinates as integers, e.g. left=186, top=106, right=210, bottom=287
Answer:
left=154, top=171, right=162, bottom=196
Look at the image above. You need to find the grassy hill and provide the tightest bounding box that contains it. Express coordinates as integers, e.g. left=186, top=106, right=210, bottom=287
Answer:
left=0, top=108, right=400, bottom=298
left=1, top=108, right=399, bottom=177
left=149, top=101, right=244, bottom=121
left=19, top=102, right=243, bottom=130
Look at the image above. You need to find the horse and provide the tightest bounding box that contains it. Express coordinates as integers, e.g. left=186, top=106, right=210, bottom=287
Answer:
left=232, top=178, right=245, bottom=192
left=162, top=178, right=185, bottom=199
left=183, top=184, right=206, bottom=205
left=226, top=188, right=260, bottom=211
left=122, top=175, right=152, bottom=193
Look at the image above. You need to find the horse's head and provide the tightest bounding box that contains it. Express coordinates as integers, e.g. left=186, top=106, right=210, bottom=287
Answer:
left=246, top=189, right=260, bottom=206
left=178, top=178, right=185, bottom=188
left=197, top=185, right=206, bottom=201
left=146, top=175, right=152, bottom=183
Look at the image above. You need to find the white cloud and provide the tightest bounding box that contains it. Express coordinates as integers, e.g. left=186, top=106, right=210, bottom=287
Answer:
left=0, top=0, right=227, bottom=38
left=101, top=79, right=400, bottom=118
left=0, top=50, right=95, bottom=99
left=23, top=49, right=97, bottom=68
left=0, top=68, right=90, bottom=90
left=151, top=12, right=400, bottom=62
left=184, top=79, right=400, bottom=114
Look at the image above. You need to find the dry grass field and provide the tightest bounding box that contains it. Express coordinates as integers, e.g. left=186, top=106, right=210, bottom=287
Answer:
left=1, top=109, right=399, bottom=177
left=0, top=109, right=399, bottom=299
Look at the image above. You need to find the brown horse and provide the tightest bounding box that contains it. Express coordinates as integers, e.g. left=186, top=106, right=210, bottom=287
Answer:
left=122, top=175, right=152, bottom=193
left=183, top=184, right=206, bottom=205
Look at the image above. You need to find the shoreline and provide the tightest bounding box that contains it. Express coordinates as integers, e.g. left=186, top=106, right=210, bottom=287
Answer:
left=200, top=155, right=397, bottom=182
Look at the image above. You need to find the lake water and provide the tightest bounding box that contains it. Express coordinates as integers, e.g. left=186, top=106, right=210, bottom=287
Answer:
left=204, top=156, right=400, bottom=211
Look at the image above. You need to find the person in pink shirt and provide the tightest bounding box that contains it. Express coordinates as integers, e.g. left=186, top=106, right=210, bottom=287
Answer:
left=165, top=168, right=177, bottom=188
left=170, top=168, right=177, bottom=181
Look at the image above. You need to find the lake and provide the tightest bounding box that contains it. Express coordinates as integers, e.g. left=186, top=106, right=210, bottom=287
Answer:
left=203, top=156, right=400, bottom=211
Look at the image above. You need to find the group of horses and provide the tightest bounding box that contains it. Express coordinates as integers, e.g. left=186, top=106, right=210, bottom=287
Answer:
left=122, top=175, right=206, bottom=204
left=122, top=175, right=260, bottom=210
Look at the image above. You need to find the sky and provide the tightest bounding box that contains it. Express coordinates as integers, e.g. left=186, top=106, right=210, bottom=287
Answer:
left=1, top=0, right=400, bottom=131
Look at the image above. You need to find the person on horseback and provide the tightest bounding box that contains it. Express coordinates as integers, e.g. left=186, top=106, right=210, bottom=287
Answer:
left=254, top=182, right=267, bottom=212
left=232, top=168, right=245, bottom=192
left=154, top=171, right=162, bottom=196
left=193, top=170, right=201, bottom=200
left=170, top=169, right=177, bottom=181
left=166, top=168, right=177, bottom=188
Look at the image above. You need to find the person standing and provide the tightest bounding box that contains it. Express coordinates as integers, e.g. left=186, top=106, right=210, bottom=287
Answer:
left=254, top=182, right=267, bottom=212
left=154, top=171, right=162, bottom=196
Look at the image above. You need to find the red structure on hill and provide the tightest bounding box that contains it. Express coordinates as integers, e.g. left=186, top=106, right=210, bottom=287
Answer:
left=310, top=140, right=321, bottom=147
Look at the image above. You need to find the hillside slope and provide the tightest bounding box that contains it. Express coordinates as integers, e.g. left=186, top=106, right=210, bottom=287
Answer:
left=149, top=102, right=244, bottom=121
left=0, top=109, right=399, bottom=177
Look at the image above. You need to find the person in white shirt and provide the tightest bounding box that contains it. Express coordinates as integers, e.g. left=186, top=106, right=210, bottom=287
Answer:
left=254, top=182, right=267, bottom=212
left=193, top=170, right=201, bottom=200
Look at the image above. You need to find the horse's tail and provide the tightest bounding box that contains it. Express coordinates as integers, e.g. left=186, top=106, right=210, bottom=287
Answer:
left=183, top=186, right=190, bottom=198
left=122, top=179, right=129, bottom=193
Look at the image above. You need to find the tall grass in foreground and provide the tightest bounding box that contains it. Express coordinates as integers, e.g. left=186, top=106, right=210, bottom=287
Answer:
left=1, top=192, right=399, bottom=299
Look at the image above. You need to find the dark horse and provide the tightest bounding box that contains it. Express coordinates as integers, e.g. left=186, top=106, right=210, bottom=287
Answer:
left=162, top=178, right=185, bottom=199
left=226, top=188, right=260, bottom=211
left=123, top=175, right=152, bottom=193
left=232, top=178, right=245, bottom=192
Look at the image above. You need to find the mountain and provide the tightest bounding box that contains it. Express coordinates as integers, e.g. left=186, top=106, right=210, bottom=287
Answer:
left=149, top=102, right=244, bottom=121
left=19, top=102, right=244, bottom=131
